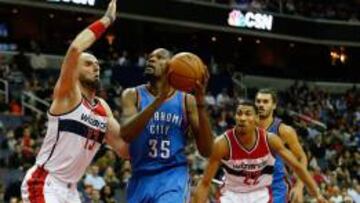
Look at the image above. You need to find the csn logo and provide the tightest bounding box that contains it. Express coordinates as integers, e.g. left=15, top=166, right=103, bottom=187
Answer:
left=228, top=10, right=273, bottom=31
left=47, top=0, right=96, bottom=6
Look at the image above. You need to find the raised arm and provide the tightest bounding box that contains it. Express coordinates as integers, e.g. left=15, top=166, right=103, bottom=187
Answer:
left=192, top=136, right=228, bottom=203
left=96, top=98, right=129, bottom=159
left=120, top=84, right=170, bottom=143
left=268, top=134, right=327, bottom=203
left=187, top=69, right=213, bottom=157
left=51, top=0, right=117, bottom=114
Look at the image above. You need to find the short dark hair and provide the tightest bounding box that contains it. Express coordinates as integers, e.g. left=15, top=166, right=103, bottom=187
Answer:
left=256, top=88, right=278, bottom=104
left=237, top=100, right=258, bottom=114
left=152, top=48, right=173, bottom=59
left=162, top=48, right=173, bottom=58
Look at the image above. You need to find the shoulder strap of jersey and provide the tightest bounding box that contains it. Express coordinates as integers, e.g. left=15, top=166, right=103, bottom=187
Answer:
left=257, top=127, right=266, bottom=149
left=181, top=92, right=189, bottom=129
left=274, top=117, right=282, bottom=130
left=262, top=129, right=275, bottom=157
left=135, top=85, right=146, bottom=111
left=224, top=129, right=234, bottom=159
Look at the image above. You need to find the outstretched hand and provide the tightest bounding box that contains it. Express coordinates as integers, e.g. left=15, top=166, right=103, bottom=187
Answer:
left=105, top=0, right=117, bottom=23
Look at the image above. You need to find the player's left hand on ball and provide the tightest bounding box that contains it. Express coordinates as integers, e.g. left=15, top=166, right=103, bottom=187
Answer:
left=194, top=65, right=209, bottom=97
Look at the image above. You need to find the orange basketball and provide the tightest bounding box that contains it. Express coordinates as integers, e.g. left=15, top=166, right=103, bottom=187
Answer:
left=167, top=52, right=205, bottom=92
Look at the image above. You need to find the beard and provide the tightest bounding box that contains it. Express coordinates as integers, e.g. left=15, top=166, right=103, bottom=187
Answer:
left=143, top=68, right=161, bottom=83
left=259, top=110, right=271, bottom=119
left=143, top=71, right=156, bottom=82
left=79, top=76, right=101, bottom=91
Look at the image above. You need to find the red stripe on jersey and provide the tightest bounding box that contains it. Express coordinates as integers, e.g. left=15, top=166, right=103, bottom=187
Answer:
left=27, top=166, right=48, bottom=203
left=267, top=186, right=273, bottom=203
left=226, top=128, right=270, bottom=159
left=82, top=100, right=107, bottom=117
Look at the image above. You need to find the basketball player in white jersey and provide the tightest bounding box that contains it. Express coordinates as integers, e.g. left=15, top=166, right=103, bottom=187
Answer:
left=192, top=101, right=327, bottom=203
left=21, top=1, right=128, bottom=203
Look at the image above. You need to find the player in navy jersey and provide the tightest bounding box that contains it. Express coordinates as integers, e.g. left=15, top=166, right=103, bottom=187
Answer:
left=120, top=48, right=214, bottom=203
left=193, top=101, right=326, bottom=203
left=255, top=88, right=308, bottom=203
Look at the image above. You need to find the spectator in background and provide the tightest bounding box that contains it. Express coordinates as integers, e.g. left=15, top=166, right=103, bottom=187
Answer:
left=232, top=0, right=250, bottom=10
left=312, top=166, right=328, bottom=186
left=250, top=0, right=265, bottom=11
left=0, top=94, right=8, bottom=113
left=30, top=48, right=48, bottom=70
left=100, top=185, right=116, bottom=203
left=216, top=88, right=231, bottom=107
left=6, top=65, right=25, bottom=86
left=347, top=182, right=360, bottom=203
left=20, top=127, right=35, bottom=165
left=120, top=160, right=131, bottom=188
left=0, top=183, right=4, bottom=202
left=118, top=50, right=130, bottom=66
left=329, top=186, right=344, bottom=203
left=0, top=54, right=10, bottom=78
left=84, top=165, right=106, bottom=191
left=8, top=99, right=22, bottom=116
left=96, top=150, right=117, bottom=172
left=9, top=197, right=21, bottom=203
left=215, top=111, right=228, bottom=134
left=103, top=166, right=120, bottom=188
left=81, top=184, right=94, bottom=203
left=91, top=189, right=103, bottom=203
left=137, top=52, right=147, bottom=67
left=284, top=0, right=296, bottom=14
left=205, top=91, right=216, bottom=107
left=310, top=135, right=327, bottom=170
left=4, top=175, right=22, bottom=203
left=12, top=48, right=32, bottom=78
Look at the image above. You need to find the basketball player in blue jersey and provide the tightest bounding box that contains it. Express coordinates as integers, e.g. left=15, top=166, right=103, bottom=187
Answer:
left=255, top=88, right=308, bottom=203
left=120, top=48, right=214, bottom=203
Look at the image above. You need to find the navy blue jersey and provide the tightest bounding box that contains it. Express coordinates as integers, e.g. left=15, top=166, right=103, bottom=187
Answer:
left=268, top=117, right=291, bottom=203
left=268, top=117, right=286, bottom=183
left=129, top=85, right=189, bottom=176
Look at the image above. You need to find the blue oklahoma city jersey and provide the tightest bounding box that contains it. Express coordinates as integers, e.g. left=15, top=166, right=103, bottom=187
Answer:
left=130, top=85, right=189, bottom=176
left=268, top=117, right=290, bottom=203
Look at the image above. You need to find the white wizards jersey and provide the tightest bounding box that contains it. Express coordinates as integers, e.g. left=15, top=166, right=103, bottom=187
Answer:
left=35, top=98, right=108, bottom=183
left=221, top=128, right=276, bottom=193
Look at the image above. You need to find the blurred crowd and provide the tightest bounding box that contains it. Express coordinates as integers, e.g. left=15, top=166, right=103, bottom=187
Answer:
left=0, top=49, right=359, bottom=203
left=196, top=0, right=360, bottom=21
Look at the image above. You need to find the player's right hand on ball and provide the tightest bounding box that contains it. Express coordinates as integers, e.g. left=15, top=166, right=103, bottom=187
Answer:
left=194, top=65, right=209, bottom=99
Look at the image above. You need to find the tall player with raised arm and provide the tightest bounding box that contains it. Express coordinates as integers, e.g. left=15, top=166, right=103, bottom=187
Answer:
left=21, top=1, right=127, bottom=202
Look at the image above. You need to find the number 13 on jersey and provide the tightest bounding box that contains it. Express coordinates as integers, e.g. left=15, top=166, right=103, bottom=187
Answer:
left=148, top=139, right=170, bottom=159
